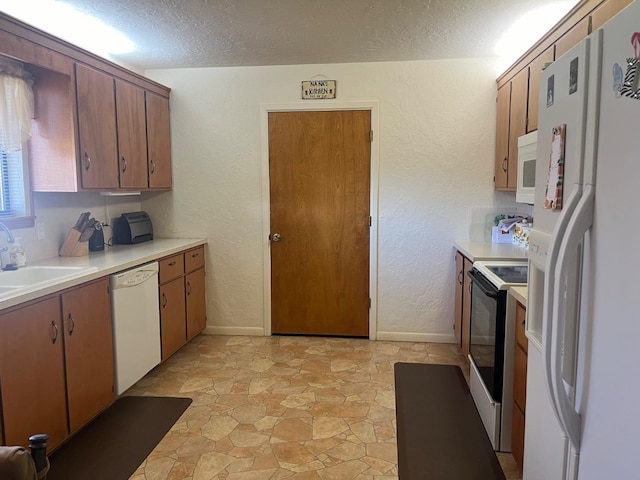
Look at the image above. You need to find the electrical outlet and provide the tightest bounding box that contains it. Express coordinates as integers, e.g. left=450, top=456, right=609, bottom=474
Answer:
left=36, top=222, right=45, bottom=240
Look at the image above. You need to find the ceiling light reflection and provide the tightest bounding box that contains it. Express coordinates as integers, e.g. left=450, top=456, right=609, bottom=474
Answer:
left=0, top=0, right=135, bottom=57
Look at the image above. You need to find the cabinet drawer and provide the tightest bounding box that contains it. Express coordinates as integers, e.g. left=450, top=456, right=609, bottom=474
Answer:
left=515, top=302, right=528, bottom=353
left=185, top=246, right=205, bottom=273
left=159, top=254, right=184, bottom=284
left=513, top=343, right=528, bottom=412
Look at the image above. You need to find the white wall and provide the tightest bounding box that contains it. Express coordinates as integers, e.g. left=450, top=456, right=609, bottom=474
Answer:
left=143, top=58, right=517, bottom=341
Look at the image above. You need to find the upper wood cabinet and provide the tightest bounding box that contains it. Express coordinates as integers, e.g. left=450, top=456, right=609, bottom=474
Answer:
left=494, top=0, right=630, bottom=192
left=0, top=13, right=172, bottom=193
left=591, top=0, right=633, bottom=30
left=555, top=16, right=590, bottom=59
left=76, top=63, right=120, bottom=189
left=527, top=47, right=555, bottom=133
left=494, top=68, right=527, bottom=191
left=115, top=79, right=149, bottom=189
left=147, top=92, right=173, bottom=189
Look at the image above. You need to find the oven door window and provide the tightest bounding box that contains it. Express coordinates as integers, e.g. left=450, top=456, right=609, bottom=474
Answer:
left=468, top=270, right=506, bottom=402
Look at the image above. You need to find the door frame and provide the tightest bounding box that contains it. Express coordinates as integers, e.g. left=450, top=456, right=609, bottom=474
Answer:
left=260, top=101, right=380, bottom=339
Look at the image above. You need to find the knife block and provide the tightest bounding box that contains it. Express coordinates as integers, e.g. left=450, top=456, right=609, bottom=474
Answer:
left=59, top=228, right=89, bottom=257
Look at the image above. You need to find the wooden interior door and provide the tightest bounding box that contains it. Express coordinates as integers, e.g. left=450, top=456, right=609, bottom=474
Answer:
left=269, top=110, right=371, bottom=337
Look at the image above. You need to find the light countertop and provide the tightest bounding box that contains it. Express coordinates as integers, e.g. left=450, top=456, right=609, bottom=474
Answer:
left=510, top=286, right=528, bottom=307
left=0, top=238, right=206, bottom=312
left=454, top=241, right=528, bottom=262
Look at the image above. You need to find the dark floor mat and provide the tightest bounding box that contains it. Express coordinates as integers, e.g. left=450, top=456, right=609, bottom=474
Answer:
left=47, top=396, right=192, bottom=480
left=394, top=363, right=506, bottom=480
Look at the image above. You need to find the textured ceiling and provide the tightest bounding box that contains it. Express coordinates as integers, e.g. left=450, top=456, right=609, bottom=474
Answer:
left=2, top=0, right=579, bottom=69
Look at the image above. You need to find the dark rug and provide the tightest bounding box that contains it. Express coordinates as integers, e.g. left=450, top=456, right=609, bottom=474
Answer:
left=394, top=363, right=506, bottom=480
left=48, top=396, right=192, bottom=480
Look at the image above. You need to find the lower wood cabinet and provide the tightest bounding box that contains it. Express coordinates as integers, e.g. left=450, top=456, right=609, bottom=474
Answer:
left=159, top=246, right=206, bottom=360
left=512, top=300, right=528, bottom=472
left=454, top=250, right=473, bottom=356
left=0, top=277, right=114, bottom=450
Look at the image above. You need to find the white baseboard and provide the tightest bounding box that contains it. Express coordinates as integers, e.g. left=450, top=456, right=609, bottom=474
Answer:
left=203, top=326, right=265, bottom=336
left=375, top=331, right=457, bottom=344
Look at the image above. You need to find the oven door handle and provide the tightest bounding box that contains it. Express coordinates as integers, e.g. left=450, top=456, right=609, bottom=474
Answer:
left=466, top=270, right=498, bottom=298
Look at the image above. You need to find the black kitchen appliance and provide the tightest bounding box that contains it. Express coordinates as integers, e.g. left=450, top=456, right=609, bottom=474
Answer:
left=113, top=211, right=153, bottom=244
left=88, top=222, right=105, bottom=251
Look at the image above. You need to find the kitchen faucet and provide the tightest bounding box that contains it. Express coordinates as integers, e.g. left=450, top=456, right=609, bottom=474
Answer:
left=0, top=221, right=15, bottom=247
left=0, top=221, right=15, bottom=264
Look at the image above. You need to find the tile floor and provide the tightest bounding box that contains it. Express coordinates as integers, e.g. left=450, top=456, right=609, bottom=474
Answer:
left=129, top=335, right=522, bottom=479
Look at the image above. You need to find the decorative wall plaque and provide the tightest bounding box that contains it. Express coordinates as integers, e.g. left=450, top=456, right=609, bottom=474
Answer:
left=301, top=80, right=336, bottom=99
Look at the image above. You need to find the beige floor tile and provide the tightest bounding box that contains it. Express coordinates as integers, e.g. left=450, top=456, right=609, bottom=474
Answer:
left=129, top=335, right=522, bottom=479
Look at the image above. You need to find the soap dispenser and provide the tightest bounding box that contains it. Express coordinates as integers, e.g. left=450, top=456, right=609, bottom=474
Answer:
left=9, top=238, right=26, bottom=267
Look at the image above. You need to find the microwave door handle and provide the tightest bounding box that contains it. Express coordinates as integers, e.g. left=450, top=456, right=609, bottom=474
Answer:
left=466, top=270, right=498, bottom=298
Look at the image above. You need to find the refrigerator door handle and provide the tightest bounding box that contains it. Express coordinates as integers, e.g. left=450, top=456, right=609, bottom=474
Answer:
left=542, top=183, right=581, bottom=455
left=551, top=184, right=594, bottom=454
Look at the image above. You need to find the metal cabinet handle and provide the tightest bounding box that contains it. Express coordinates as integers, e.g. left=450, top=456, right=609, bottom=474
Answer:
left=150, top=160, right=156, bottom=174
left=162, top=292, right=167, bottom=308
left=191, top=253, right=199, bottom=258
left=68, top=313, right=75, bottom=336
left=168, top=261, right=176, bottom=266
left=84, top=152, right=91, bottom=171
left=121, top=156, right=127, bottom=172
left=51, top=321, right=58, bottom=344
left=457, top=270, right=463, bottom=286
left=187, top=281, right=191, bottom=295
left=271, top=233, right=281, bottom=242
left=502, top=157, right=508, bottom=172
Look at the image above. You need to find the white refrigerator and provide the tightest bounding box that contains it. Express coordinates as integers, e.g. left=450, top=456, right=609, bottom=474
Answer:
left=524, top=1, right=640, bottom=479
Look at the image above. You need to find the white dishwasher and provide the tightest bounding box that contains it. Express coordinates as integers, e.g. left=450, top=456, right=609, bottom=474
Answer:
left=110, top=261, right=161, bottom=395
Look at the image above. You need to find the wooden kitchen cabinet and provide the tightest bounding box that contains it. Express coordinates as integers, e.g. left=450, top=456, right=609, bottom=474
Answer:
left=76, top=63, right=119, bottom=189
left=0, top=296, right=68, bottom=450
left=494, top=67, right=527, bottom=191
left=159, top=246, right=207, bottom=360
left=160, top=277, right=187, bottom=360
left=512, top=300, right=528, bottom=472
left=453, top=251, right=473, bottom=356
left=555, top=16, right=590, bottom=59
left=591, top=0, right=633, bottom=30
left=115, top=79, right=148, bottom=189
left=527, top=47, right=555, bottom=133
left=147, top=92, right=173, bottom=189
left=1, top=13, right=173, bottom=193
left=0, top=278, right=115, bottom=450
left=61, top=278, right=114, bottom=433
left=185, top=246, right=206, bottom=341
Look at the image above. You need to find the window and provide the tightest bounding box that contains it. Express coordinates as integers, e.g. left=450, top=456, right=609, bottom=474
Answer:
left=0, top=57, right=34, bottom=228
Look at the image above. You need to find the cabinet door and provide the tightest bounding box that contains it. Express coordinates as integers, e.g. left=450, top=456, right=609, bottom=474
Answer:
left=461, top=257, right=473, bottom=356
left=76, top=63, right=119, bottom=189
left=0, top=297, right=68, bottom=450
left=160, top=277, right=186, bottom=360
left=511, top=403, right=526, bottom=472
left=591, top=0, right=633, bottom=31
left=494, top=84, right=511, bottom=189
left=146, top=92, right=172, bottom=188
left=61, top=278, right=114, bottom=432
left=115, top=79, right=148, bottom=189
left=186, top=268, right=206, bottom=340
left=453, top=252, right=464, bottom=347
left=507, top=68, right=528, bottom=190
left=527, top=47, right=555, bottom=133
left=555, top=16, right=590, bottom=59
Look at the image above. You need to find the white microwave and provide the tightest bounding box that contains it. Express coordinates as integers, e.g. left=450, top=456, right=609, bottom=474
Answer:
left=516, top=131, right=537, bottom=204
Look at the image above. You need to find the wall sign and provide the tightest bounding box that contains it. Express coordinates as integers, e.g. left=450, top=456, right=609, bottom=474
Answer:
left=301, top=80, right=336, bottom=99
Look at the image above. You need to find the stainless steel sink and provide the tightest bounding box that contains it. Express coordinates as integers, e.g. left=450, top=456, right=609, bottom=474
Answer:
left=0, top=265, right=99, bottom=299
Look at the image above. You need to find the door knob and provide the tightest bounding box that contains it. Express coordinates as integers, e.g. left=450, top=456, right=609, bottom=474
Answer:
left=271, top=233, right=281, bottom=242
